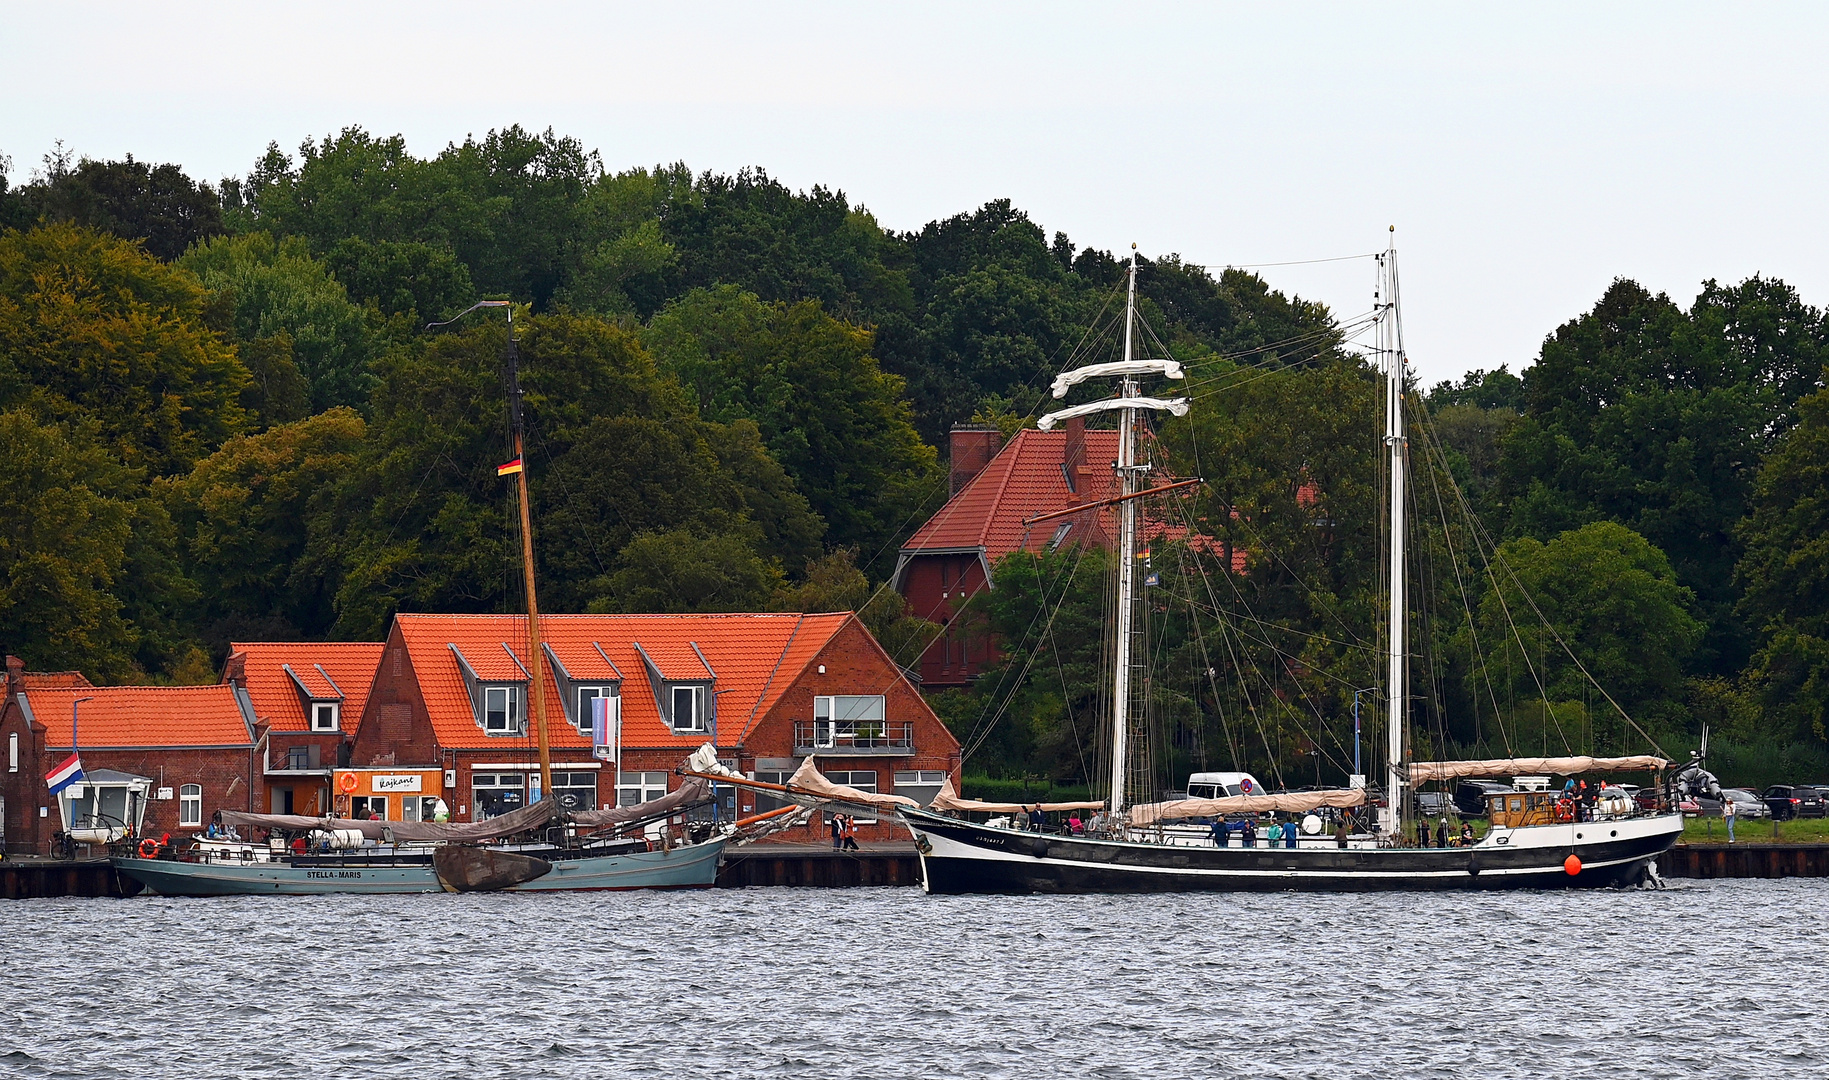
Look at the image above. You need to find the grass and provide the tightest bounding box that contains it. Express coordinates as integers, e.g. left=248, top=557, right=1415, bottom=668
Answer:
left=1680, top=814, right=1829, bottom=844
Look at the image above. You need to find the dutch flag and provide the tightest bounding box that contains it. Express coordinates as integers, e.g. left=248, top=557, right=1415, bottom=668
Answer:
left=45, top=753, right=85, bottom=795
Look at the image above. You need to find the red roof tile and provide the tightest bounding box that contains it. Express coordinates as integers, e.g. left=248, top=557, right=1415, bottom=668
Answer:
left=391, top=613, right=854, bottom=752
left=904, top=429, right=1123, bottom=561
left=230, top=643, right=386, bottom=733
left=22, top=672, right=95, bottom=690
left=25, top=684, right=252, bottom=748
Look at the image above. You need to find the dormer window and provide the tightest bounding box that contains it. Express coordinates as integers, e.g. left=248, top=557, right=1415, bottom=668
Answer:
left=311, top=701, right=340, bottom=732
left=484, top=686, right=522, bottom=734
left=671, top=685, right=705, bottom=733
left=576, top=686, right=617, bottom=737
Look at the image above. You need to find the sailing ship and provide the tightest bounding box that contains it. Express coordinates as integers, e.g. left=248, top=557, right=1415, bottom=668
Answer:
left=893, top=239, right=1687, bottom=893
left=111, top=303, right=729, bottom=896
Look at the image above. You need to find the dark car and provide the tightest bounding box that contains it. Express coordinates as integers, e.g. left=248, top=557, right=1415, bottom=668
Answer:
left=1454, top=780, right=1512, bottom=818
left=1761, top=785, right=1827, bottom=820
left=1414, top=791, right=1454, bottom=819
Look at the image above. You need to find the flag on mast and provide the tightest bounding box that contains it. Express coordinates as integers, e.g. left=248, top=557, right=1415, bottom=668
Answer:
left=45, top=753, right=85, bottom=795
left=496, top=458, right=524, bottom=477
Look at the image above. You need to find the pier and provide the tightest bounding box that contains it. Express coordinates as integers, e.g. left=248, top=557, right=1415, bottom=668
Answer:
left=1661, top=842, right=1829, bottom=879
left=715, top=842, right=920, bottom=888
left=0, top=857, right=143, bottom=899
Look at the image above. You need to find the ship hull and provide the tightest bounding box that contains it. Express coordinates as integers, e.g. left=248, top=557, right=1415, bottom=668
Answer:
left=110, top=839, right=725, bottom=897
left=902, top=808, right=1681, bottom=894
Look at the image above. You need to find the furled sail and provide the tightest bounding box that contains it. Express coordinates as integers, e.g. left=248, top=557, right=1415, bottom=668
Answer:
left=221, top=798, right=562, bottom=843
left=570, top=777, right=710, bottom=828
left=782, top=756, right=920, bottom=811
left=1128, top=788, right=1367, bottom=826
left=926, top=777, right=1104, bottom=814
left=1407, top=756, right=1670, bottom=782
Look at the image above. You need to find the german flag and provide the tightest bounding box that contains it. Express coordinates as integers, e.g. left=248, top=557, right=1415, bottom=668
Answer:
left=496, top=458, right=524, bottom=476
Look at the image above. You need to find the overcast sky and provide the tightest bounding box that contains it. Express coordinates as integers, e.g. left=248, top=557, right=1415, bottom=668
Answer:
left=6, top=2, right=1826, bottom=385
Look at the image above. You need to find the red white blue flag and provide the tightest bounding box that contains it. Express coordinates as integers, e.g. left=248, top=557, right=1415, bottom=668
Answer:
left=45, top=753, right=85, bottom=795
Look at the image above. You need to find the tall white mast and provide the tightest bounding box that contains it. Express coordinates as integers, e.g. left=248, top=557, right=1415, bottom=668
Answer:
left=1381, top=230, right=1407, bottom=838
left=1109, top=246, right=1140, bottom=817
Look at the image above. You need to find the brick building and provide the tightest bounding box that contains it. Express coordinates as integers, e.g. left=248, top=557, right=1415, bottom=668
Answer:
left=0, top=656, right=257, bottom=855
left=348, top=611, right=961, bottom=842
left=223, top=641, right=387, bottom=817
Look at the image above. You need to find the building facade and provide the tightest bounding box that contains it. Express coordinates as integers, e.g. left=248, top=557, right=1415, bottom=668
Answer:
left=224, top=642, right=387, bottom=818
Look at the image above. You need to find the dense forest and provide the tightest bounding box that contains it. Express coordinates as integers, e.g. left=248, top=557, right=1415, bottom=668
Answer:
left=4, top=126, right=1828, bottom=788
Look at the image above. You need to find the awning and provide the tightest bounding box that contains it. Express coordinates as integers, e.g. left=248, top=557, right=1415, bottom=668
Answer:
left=1408, top=756, right=1670, bottom=783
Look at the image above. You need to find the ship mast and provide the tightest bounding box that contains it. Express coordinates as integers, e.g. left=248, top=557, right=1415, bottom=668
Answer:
left=1109, top=247, right=1140, bottom=817
left=1379, top=230, right=1407, bottom=838
left=428, top=301, right=554, bottom=803
left=1037, top=244, right=1188, bottom=821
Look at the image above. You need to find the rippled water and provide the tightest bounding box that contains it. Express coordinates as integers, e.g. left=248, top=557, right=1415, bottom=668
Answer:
left=1, top=879, right=1822, bottom=1079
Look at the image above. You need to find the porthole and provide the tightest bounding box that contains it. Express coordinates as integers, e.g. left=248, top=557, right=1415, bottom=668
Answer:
left=1610, top=830, right=1617, bottom=837
left=1576, top=833, right=1583, bottom=839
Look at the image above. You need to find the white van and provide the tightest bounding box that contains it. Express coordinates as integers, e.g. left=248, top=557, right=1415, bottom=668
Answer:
left=1185, top=772, right=1267, bottom=800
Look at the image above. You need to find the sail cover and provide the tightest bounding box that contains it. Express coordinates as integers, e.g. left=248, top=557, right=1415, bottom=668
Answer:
left=220, top=798, right=562, bottom=843
left=1128, top=788, right=1367, bottom=826
left=927, top=777, right=1104, bottom=814
left=570, top=777, right=710, bottom=828
left=783, top=756, right=920, bottom=812
left=1408, top=756, right=1670, bottom=782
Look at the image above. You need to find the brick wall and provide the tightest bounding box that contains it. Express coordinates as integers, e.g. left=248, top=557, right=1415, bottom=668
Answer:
left=351, top=627, right=441, bottom=768
left=0, top=660, right=49, bottom=855
left=62, top=746, right=258, bottom=837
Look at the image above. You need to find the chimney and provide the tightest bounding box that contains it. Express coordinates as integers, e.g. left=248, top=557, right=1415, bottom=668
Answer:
left=222, top=650, right=247, bottom=688
left=1062, top=417, right=1086, bottom=496
left=5, top=654, right=23, bottom=694
left=949, top=424, right=1004, bottom=496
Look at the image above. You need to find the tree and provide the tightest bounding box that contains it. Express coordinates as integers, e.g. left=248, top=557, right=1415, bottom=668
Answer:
left=0, top=410, right=138, bottom=678
left=0, top=223, right=249, bottom=476
left=176, top=232, right=377, bottom=414
left=323, top=237, right=475, bottom=328
left=599, top=530, right=782, bottom=613
left=1736, top=385, right=1829, bottom=744
left=164, top=408, right=367, bottom=648
left=644, top=286, right=939, bottom=567
left=4, top=152, right=223, bottom=260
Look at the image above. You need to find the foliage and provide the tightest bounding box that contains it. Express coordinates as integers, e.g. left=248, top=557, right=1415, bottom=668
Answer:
left=598, top=530, right=783, bottom=614
left=1, top=151, right=223, bottom=260
left=0, top=223, right=249, bottom=475
left=177, top=232, right=377, bottom=413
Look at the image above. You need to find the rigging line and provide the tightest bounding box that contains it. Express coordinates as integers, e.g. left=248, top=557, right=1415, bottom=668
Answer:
left=1410, top=402, right=1515, bottom=756
left=1170, top=321, right=1377, bottom=389
left=1155, top=581, right=1368, bottom=696
left=1045, top=607, right=1094, bottom=787
left=1186, top=251, right=1381, bottom=271
left=1201, top=501, right=1368, bottom=648
left=1178, top=322, right=1382, bottom=396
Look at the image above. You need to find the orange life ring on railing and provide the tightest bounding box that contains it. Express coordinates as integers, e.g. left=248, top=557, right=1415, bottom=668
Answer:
left=338, top=772, right=358, bottom=794
left=1554, top=799, right=1575, bottom=823
left=138, top=838, right=159, bottom=858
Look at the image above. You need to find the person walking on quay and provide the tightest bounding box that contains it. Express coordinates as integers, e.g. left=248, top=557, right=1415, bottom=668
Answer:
left=828, top=814, right=842, bottom=851
left=841, top=815, right=860, bottom=851
left=1723, top=792, right=1737, bottom=844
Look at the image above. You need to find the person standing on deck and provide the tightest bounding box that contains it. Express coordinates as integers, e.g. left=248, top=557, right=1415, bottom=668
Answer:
left=1211, top=817, right=1229, bottom=847
left=1241, top=818, right=1258, bottom=847
left=1285, top=818, right=1299, bottom=848
left=1723, top=792, right=1737, bottom=844
left=1436, top=818, right=1450, bottom=848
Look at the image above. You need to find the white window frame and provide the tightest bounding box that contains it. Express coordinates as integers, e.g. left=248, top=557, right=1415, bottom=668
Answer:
left=825, top=770, right=878, bottom=823
left=310, top=700, right=340, bottom=732
left=483, top=685, right=522, bottom=734
left=352, top=795, right=389, bottom=821
left=670, top=685, right=705, bottom=733
left=576, top=686, right=617, bottom=736
left=813, top=695, right=886, bottom=747
left=8, top=731, right=17, bottom=772
left=178, top=784, right=203, bottom=827
left=750, top=770, right=793, bottom=813
left=617, top=771, right=670, bottom=807
left=894, top=770, right=947, bottom=807
left=551, top=770, right=599, bottom=812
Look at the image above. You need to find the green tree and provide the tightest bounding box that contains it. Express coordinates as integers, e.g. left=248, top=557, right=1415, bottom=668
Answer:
left=644, top=286, right=938, bottom=566
left=322, top=237, right=475, bottom=328
left=5, top=151, right=223, bottom=261
left=177, top=232, right=377, bottom=413
left=0, top=223, right=249, bottom=475
left=600, top=530, right=783, bottom=613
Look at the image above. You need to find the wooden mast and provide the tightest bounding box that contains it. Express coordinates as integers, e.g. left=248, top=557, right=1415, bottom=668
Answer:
left=500, top=306, right=554, bottom=804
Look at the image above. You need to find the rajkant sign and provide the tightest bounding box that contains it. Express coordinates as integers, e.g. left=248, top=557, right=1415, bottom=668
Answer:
left=371, top=774, right=423, bottom=793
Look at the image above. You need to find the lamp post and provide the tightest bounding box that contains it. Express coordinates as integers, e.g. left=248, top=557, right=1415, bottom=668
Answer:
left=71, top=696, right=93, bottom=756
left=1350, top=688, right=1373, bottom=780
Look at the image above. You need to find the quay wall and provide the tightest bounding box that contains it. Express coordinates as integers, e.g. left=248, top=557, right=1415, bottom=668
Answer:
left=1660, top=842, right=1829, bottom=879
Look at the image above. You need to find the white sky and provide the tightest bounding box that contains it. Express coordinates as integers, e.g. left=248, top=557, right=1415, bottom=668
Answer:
left=5, top=1, right=1827, bottom=386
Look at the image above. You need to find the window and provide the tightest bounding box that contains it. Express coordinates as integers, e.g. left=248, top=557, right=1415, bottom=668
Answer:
left=286, top=745, right=310, bottom=771
left=895, top=770, right=947, bottom=807
left=576, top=686, right=616, bottom=736
left=473, top=773, right=526, bottom=819
left=178, top=784, right=203, bottom=827
left=826, top=770, right=878, bottom=823
left=351, top=795, right=388, bottom=820
left=8, top=731, right=16, bottom=772
left=484, top=686, right=522, bottom=734
left=751, top=770, right=793, bottom=813
left=617, top=771, right=670, bottom=808
left=402, top=796, right=441, bottom=823
left=813, top=695, right=886, bottom=747
left=1047, top=522, right=1073, bottom=550
left=311, top=701, right=339, bottom=732
left=551, top=771, right=598, bottom=812
left=671, top=685, right=704, bottom=733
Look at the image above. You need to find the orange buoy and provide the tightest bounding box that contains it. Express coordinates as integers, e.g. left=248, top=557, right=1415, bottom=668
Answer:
left=338, top=771, right=358, bottom=793
left=1564, top=853, right=1582, bottom=875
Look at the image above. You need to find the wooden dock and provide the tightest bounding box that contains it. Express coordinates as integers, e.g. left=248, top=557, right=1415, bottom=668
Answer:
left=716, top=842, right=920, bottom=888
left=1660, top=842, right=1829, bottom=879
left=0, top=857, right=143, bottom=899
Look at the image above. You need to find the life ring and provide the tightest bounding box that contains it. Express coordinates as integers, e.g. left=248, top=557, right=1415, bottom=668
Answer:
left=1554, top=799, right=1574, bottom=823
left=138, top=838, right=159, bottom=859
left=338, top=772, right=358, bottom=794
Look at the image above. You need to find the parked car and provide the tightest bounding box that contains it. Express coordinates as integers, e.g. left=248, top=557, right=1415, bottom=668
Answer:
left=1454, top=780, right=1513, bottom=818
left=1414, top=791, right=1454, bottom=819
left=1761, top=785, right=1827, bottom=820
left=1693, top=788, right=1772, bottom=820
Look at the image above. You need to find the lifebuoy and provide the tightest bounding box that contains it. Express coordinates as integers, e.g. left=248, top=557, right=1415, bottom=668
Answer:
left=138, top=838, right=159, bottom=858
left=1554, top=799, right=1574, bottom=823
left=338, top=772, right=357, bottom=794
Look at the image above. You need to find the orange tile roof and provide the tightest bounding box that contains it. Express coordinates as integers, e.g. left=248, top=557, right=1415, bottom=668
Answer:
left=230, top=642, right=386, bottom=733
left=391, top=613, right=854, bottom=753
left=25, top=684, right=253, bottom=748
left=22, top=672, right=95, bottom=689
left=904, top=429, right=1122, bottom=560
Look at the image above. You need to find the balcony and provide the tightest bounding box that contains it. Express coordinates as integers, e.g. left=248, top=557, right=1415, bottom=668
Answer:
left=793, top=721, right=916, bottom=756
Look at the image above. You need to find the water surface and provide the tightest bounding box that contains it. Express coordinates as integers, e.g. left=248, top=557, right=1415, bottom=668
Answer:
left=1, top=880, right=1819, bottom=1078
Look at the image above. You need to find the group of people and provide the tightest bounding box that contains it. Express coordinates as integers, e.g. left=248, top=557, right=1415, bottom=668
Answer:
left=826, top=813, right=861, bottom=851
left=1209, top=816, right=1301, bottom=848
left=1416, top=817, right=1476, bottom=848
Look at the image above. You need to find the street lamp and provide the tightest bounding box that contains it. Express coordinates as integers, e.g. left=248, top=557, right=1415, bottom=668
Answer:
left=1350, top=688, right=1374, bottom=780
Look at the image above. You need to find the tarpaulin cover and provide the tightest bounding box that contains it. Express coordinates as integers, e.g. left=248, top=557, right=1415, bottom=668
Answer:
left=570, top=777, right=709, bottom=828
left=927, top=777, right=1104, bottom=814
left=782, top=756, right=920, bottom=812
left=1407, top=756, right=1669, bottom=782
left=1128, top=788, right=1367, bottom=826
left=221, top=798, right=561, bottom=843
